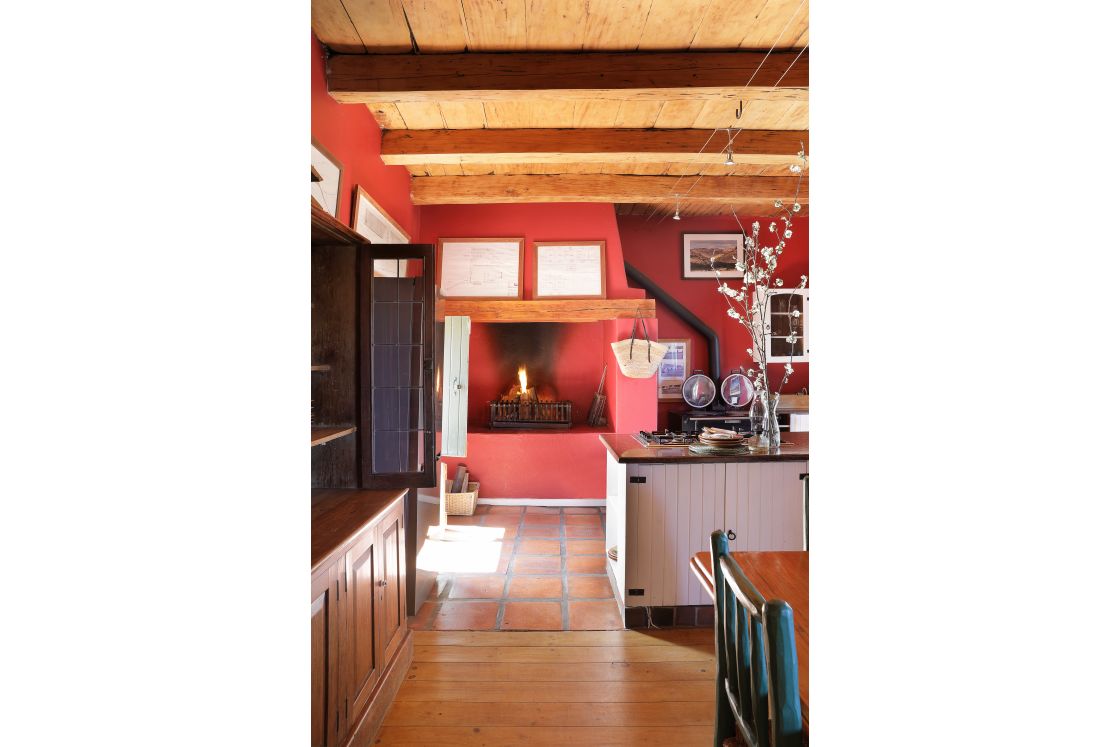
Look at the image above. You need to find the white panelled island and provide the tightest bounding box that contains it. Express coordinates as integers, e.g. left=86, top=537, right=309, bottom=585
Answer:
left=599, top=432, right=809, bottom=627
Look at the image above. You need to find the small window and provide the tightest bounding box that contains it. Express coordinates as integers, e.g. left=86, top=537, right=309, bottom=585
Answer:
left=760, top=288, right=809, bottom=363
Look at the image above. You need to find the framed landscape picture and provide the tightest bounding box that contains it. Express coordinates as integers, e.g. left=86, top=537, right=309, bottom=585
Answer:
left=657, top=339, right=690, bottom=401
left=682, top=233, right=744, bottom=279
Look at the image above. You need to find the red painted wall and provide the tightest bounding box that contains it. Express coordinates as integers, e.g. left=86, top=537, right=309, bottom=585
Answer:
left=419, top=203, right=643, bottom=300
left=618, top=214, right=809, bottom=430
left=423, top=204, right=657, bottom=499
left=313, top=35, right=661, bottom=500
left=310, top=34, right=418, bottom=237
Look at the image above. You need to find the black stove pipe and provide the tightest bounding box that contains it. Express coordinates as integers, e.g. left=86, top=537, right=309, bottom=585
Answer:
left=623, top=261, right=720, bottom=380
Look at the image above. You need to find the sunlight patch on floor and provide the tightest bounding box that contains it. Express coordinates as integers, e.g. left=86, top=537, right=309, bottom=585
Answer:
left=416, top=524, right=507, bottom=574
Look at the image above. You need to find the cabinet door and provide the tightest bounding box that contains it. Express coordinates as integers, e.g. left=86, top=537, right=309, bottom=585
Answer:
left=341, top=528, right=380, bottom=734
left=724, top=461, right=808, bottom=552
left=359, top=244, right=437, bottom=489
left=311, top=563, right=339, bottom=747
left=377, top=502, right=408, bottom=666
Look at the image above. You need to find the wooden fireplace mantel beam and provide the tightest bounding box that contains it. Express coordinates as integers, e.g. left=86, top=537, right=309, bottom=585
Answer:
left=436, top=298, right=655, bottom=323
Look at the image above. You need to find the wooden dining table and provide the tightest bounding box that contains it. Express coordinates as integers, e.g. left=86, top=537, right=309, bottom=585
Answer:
left=690, top=550, right=809, bottom=734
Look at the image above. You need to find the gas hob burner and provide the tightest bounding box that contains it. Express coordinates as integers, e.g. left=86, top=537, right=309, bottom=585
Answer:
left=636, top=430, right=700, bottom=447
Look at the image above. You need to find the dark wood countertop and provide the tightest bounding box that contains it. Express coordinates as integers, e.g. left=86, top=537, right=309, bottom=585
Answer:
left=599, top=431, right=809, bottom=463
left=311, top=488, right=408, bottom=575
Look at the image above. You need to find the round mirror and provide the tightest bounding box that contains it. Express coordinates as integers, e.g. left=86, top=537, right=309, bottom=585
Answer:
left=682, top=371, right=717, bottom=409
left=720, top=371, right=756, bottom=409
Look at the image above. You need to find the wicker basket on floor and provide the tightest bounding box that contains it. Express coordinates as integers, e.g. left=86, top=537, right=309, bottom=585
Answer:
left=443, top=480, right=480, bottom=516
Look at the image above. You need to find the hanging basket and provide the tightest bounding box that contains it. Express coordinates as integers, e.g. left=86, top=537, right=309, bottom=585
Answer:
left=611, top=314, right=668, bottom=379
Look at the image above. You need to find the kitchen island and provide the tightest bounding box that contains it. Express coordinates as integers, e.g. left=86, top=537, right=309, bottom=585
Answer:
left=600, top=432, right=809, bottom=626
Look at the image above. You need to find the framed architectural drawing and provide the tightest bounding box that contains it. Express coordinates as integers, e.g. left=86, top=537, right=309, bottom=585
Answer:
left=682, top=233, right=744, bottom=279
left=532, top=241, right=606, bottom=299
left=311, top=138, right=343, bottom=218
left=656, top=339, right=691, bottom=401
left=437, top=238, right=524, bottom=299
left=351, top=186, right=409, bottom=243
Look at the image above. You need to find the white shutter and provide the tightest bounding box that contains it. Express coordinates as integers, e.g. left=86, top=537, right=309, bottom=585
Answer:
left=440, top=316, right=470, bottom=458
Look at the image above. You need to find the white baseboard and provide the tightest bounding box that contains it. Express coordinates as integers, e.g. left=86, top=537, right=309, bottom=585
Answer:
left=416, top=491, right=605, bottom=508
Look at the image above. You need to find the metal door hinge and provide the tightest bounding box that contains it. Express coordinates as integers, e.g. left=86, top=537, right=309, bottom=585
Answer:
left=628, top=588, right=645, bottom=596
left=629, top=476, right=646, bottom=484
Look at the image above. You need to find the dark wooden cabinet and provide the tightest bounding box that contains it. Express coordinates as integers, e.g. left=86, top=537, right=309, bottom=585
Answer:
left=311, top=562, right=340, bottom=747
left=341, top=527, right=379, bottom=733
left=312, top=208, right=417, bottom=746
left=376, top=502, right=407, bottom=667
left=312, top=490, right=413, bottom=747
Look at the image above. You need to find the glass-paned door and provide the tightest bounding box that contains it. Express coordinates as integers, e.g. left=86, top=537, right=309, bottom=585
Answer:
left=359, top=244, right=436, bottom=489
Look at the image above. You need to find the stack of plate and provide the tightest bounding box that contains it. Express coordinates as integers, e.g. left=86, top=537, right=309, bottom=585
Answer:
left=607, top=546, right=619, bottom=562
left=697, top=429, right=745, bottom=447
left=690, top=428, right=750, bottom=455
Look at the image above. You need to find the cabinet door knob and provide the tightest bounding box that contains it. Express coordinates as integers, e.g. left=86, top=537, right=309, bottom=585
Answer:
left=377, top=579, right=388, bottom=588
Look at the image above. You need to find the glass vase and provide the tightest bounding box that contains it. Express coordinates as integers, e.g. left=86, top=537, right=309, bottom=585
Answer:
left=758, top=392, right=782, bottom=450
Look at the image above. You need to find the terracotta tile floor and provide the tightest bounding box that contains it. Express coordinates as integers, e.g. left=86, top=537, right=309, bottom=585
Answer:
left=411, top=505, right=622, bottom=631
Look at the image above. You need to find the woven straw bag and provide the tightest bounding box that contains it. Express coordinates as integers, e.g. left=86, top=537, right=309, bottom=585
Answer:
left=611, top=315, right=668, bottom=379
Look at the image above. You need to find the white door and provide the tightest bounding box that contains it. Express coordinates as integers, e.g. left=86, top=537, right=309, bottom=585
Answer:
left=440, top=315, right=470, bottom=457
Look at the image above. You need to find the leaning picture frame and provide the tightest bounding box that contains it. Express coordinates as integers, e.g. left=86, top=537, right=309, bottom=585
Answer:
left=311, top=137, right=343, bottom=218
left=682, top=232, right=744, bottom=279
left=656, top=339, right=691, bottom=401
left=351, top=186, right=410, bottom=244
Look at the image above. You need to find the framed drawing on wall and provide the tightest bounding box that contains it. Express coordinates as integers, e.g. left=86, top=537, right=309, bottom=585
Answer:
left=311, top=137, right=343, bottom=218
left=682, top=233, right=744, bottom=279
left=352, top=186, right=409, bottom=243
left=437, top=238, right=524, bottom=299
left=532, top=241, right=606, bottom=299
left=353, top=186, right=412, bottom=277
left=657, top=339, right=691, bottom=401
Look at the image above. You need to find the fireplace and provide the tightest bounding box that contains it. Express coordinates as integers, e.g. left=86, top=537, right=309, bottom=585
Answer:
left=489, top=365, right=573, bottom=429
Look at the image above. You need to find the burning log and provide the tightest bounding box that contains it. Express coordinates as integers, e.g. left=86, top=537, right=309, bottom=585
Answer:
left=489, top=364, right=573, bottom=429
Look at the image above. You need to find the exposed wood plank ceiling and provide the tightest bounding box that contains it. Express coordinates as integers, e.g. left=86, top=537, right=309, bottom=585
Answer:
left=312, top=0, right=809, bottom=217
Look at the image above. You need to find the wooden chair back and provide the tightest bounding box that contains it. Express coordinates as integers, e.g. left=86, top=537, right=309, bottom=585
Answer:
left=711, top=530, right=803, bottom=747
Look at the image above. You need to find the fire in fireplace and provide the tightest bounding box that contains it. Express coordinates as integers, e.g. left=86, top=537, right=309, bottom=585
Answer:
left=489, top=365, right=573, bottom=429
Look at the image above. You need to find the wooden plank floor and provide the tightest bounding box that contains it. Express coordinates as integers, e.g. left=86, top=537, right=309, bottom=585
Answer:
left=376, top=629, right=717, bottom=746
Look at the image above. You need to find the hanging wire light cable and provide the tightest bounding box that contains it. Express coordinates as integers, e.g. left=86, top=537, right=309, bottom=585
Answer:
left=642, top=0, right=807, bottom=223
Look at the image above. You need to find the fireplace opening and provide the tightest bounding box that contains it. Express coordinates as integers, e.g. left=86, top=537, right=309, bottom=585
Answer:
left=466, top=322, right=606, bottom=430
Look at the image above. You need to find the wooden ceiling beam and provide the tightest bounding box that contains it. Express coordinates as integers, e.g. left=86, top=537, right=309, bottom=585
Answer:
left=327, top=51, right=808, bottom=104
left=409, top=174, right=806, bottom=208
left=381, top=129, right=808, bottom=165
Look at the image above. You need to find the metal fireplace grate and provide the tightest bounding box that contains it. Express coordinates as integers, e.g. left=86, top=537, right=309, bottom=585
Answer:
left=488, top=400, right=573, bottom=429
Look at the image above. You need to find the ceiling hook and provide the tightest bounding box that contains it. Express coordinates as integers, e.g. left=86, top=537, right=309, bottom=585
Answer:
left=734, top=100, right=744, bottom=119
